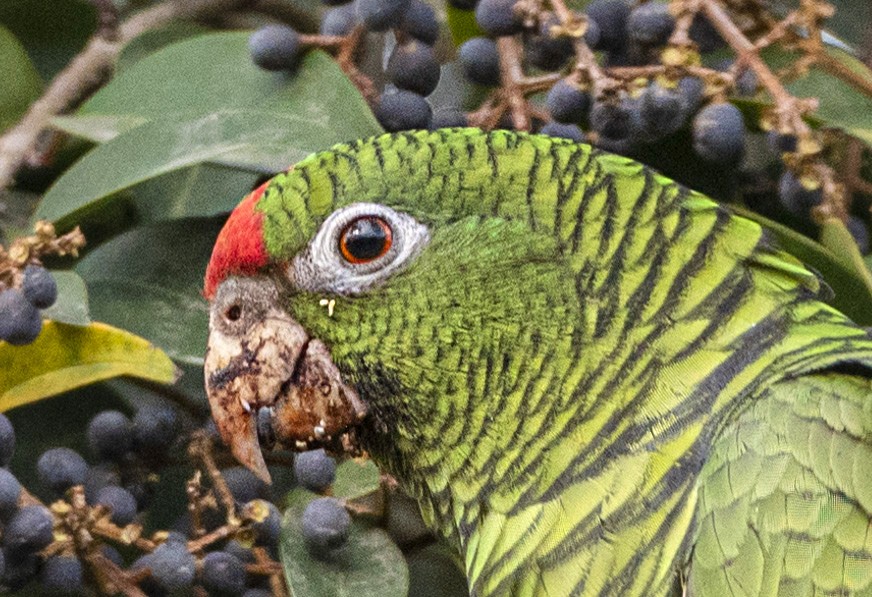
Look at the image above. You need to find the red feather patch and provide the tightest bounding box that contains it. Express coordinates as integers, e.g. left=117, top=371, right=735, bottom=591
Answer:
left=203, top=182, right=270, bottom=300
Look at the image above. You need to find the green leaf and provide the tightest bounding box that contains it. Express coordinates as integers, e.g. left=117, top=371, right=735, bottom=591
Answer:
left=0, top=321, right=177, bottom=411
left=76, top=218, right=222, bottom=366
left=731, top=205, right=872, bottom=325
left=117, top=21, right=212, bottom=73
left=79, top=33, right=380, bottom=129
left=281, top=490, right=409, bottom=597
left=42, top=270, right=90, bottom=326
left=818, top=216, right=872, bottom=292
left=51, top=114, right=148, bottom=143
left=0, top=0, right=96, bottom=80
left=446, top=5, right=484, bottom=47
left=333, top=459, right=381, bottom=501
left=0, top=25, right=42, bottom=133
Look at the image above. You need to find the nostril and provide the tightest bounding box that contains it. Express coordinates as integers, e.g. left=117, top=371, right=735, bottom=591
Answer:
left=225, top=304, right=242, bottom=321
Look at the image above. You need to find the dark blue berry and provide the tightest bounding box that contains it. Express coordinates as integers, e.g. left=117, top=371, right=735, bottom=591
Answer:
left=766, top=130, right=798, bottom=154
left=22, top=265, right=57, bottom=309
left=689, top=13, right=724, bottom=52
left=402, top=0, right=439, bottom=44
left=87, top=410, right=132, bottom=461
left=132, top=405, right=178, bottom=456
left=84, top=463, right=121, bottom=504
left=431, top=108, right=468, bottom=128
left=294, top=449, right=336, bottom=493
left=301, top=497, right=351, bottom=556
left=222, top=466, right=269, bottom=504
left=101, top=545, right=124, bottom=567
left=590, top=97, right=640, bottom=142
left=449, top=0, right=478, bottom=9
left=224, top=539, right=256, bottom=563
left=321, top=0, right=352, bottom=5
left=4, top=505, right=53, bottom=554
left=387, top=41, right=441, bottom=97
left=41, top=555, right=83, bottom=593
left=475, top=0, right=522, bottom=36
left=247, top=499, right=282, bottom=547
left=735, top=67, right=758, bottom=96
left=848, top=216, right=870, bottom=254
left=526, top=14, right=574, bottom=71
left=201, top=551, right=246, bottom=595
left=243, top=590, right=273, bottom=597
left=0, top=469, right=21, bottom=519
left=356, top=0, right=411, bottom=31
left=375, top=90, right=432, bottom=131
left=38, top=447, right=88, bottom=496
left=692, top=102, right=745, bottom=163
left=677, top=75, right=704, bottom=115
left=0, top=413, right=15, bottom=467
left=585, top=0, right=631, bottom=52
left=627, top=2, right=674, bottom=46
left=546, top=79, right=590, bottom=124
left=639, top=82, right=685, bottom=140
left=96, top=486, right=138, bottom=526
left=540, top=122, right=585, bottom=142
left=2, top=549, right=39, bottom=590
left=458, top=37, right=500, bottom=87
left=0, top=289, right=42, bottom=346
left=148, top=541, right=196, bottom=591
left=249, top=25, right=303, bottom=71
left=321, top=4, right=359, bottom=36
left=778, top=171, right=822, bottom=218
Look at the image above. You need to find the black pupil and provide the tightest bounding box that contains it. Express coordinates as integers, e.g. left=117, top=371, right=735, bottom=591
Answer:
left=344, top=218, right=387, bottom=261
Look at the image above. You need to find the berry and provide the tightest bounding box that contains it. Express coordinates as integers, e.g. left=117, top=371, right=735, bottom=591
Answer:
left=222, top=466, right=269, bottom=504
left=689, top=13, right=724, bottom=52
left=626, top=2, right=674, bottom=46
left=0, top=288, right=42, bottom=346
left=449, top=0, right=478, bottom=9
left=38, top=447, right=88, bottom=496
left=431, top=108, right=468, bottom=128
left=401, top=0, right=439, bottom=44
left=766, top=130, right=798, bottom=154
left=848, top=216, right=870, bottom=254
left=132, top=405, right=178, bottom=456
left=356, top=0, right=411, bottom=31
left=458, top=37, right=500, bottom=87
left=4, top=505, right=53, bottom=554
left=2, top=550, right=38, bottom=590
left=375, top=90, right=432, bottom=131
left=294, top=449, right=336, bottom=492
left=96, top=486, right=138, bottom=526
left=247, top=499, right=282, bottom=547
left=301, top=497, right=351, bottom=556
left=101, top=545, right=124, bottom=567
left=540, top=122, right=584, bottom=142
left=321, top=0, right=351, bottom=5
left=22, top=265, right=57, bottom=309
left=0, top=469, right=21, bottom=519
left=677, top=75, right=704, bottom=115
left=84, top=463, right=121, bottom=504
left=243, top=590, right=273, bottom=597
left=778, top=171, right=822, bottom=218
left=249, top=25, right=303, bottom=71
left=590, top=97, right=640, bottom=142
left=148, top=541, right=196, bottom=591
left=224, top=539, right=256, bottom=563
left=526, top=13, right=574, bottom=71
left=0, top=413, right=15, bottom=467
left=735, top=67, right=758, bottom=96
left=475, top=0, right=522, bottom=36
left=41, top=555, right=83, bottom=593
left=87, top=410, right=133, bottom=461
left=320, top=4, right=359, bottom=36
left=546, top=79, right=590, bottom=124
left=201, top=551, right=247, bottom=595
left=386, top=41, right=441, bottom=97
left=639, top=82, right=685, bottom=140
left=585, top=0, right=631, bottom=52
left=692, top=102, right=745, bottom=163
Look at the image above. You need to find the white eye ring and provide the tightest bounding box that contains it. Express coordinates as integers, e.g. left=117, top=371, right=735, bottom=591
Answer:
left=287, top=203, right=429, bottom=295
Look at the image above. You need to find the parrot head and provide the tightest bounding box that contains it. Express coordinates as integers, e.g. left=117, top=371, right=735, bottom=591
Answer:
left=203, top=129, right=577, bottom=483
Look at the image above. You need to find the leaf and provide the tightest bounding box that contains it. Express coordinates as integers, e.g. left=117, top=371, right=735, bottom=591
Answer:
left=406, top=544, right=468, bottom=597
left=281, top=490, right=409, bottom=597
left=731, top=205, right=872, bottom=325
left=117, top=21, right=212, bottom=72
left=0, top=25, right=42, bottom=133
left=42, top=271, right=90, bottom=326
left=333, top=459, right=381, bottom=501
left=78, top=33, right=380, bottom=128
left=51, top=114, right=148, bottom=143
left=75, top=218, right=222, bottom=366
left=0, top=321, right=177, bottom=411
left=446, top=4, right=484, bottom=47
left=818, top=216, right=872, bottom=292
left=0, top=0, right=96, bottom=80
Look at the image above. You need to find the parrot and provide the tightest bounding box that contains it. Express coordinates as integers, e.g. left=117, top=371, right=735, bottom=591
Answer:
left=202, top=128, right=872, bottom=597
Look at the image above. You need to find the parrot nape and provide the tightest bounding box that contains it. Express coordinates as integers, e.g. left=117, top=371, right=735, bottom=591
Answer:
left=202, top=128, right=872, bottom=597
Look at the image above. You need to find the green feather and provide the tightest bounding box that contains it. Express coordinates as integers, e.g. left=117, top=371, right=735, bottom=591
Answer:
left=252, top=129, right=872, bottom=596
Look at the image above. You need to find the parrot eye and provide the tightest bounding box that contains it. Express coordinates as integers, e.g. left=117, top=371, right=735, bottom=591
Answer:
left=338, top=217, right=393, bottom=264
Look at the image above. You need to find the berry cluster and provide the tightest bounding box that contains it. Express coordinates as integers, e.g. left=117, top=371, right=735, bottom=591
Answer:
left=0, top=265, right=56, bottom=346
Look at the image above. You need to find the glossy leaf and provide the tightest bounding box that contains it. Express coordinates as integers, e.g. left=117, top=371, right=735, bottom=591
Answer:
left=732, top=205, right=872, bottom=325
left=117, top=21, right=212, bottom=73
left=281, top=490, right=409, bottom=597
left=0, top=321, right=177, bottom=411
left=333, top=459, right=381, bottom=501
left=0, top=25, right=42, bottom=133
left=41, top=270, right=90, bottom=326
left=75, top=218, right=221, bottom=366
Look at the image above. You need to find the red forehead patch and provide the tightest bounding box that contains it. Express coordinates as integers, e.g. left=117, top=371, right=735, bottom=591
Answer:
left=203, top=182, right=270, bottom=300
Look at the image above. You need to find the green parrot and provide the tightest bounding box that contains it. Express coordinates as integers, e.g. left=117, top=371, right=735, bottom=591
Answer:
left=202, top=128, right=872, bottom=597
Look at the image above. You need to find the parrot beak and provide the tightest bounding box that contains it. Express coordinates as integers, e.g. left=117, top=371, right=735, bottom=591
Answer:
left=204, top=277, right=366, bottom=483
